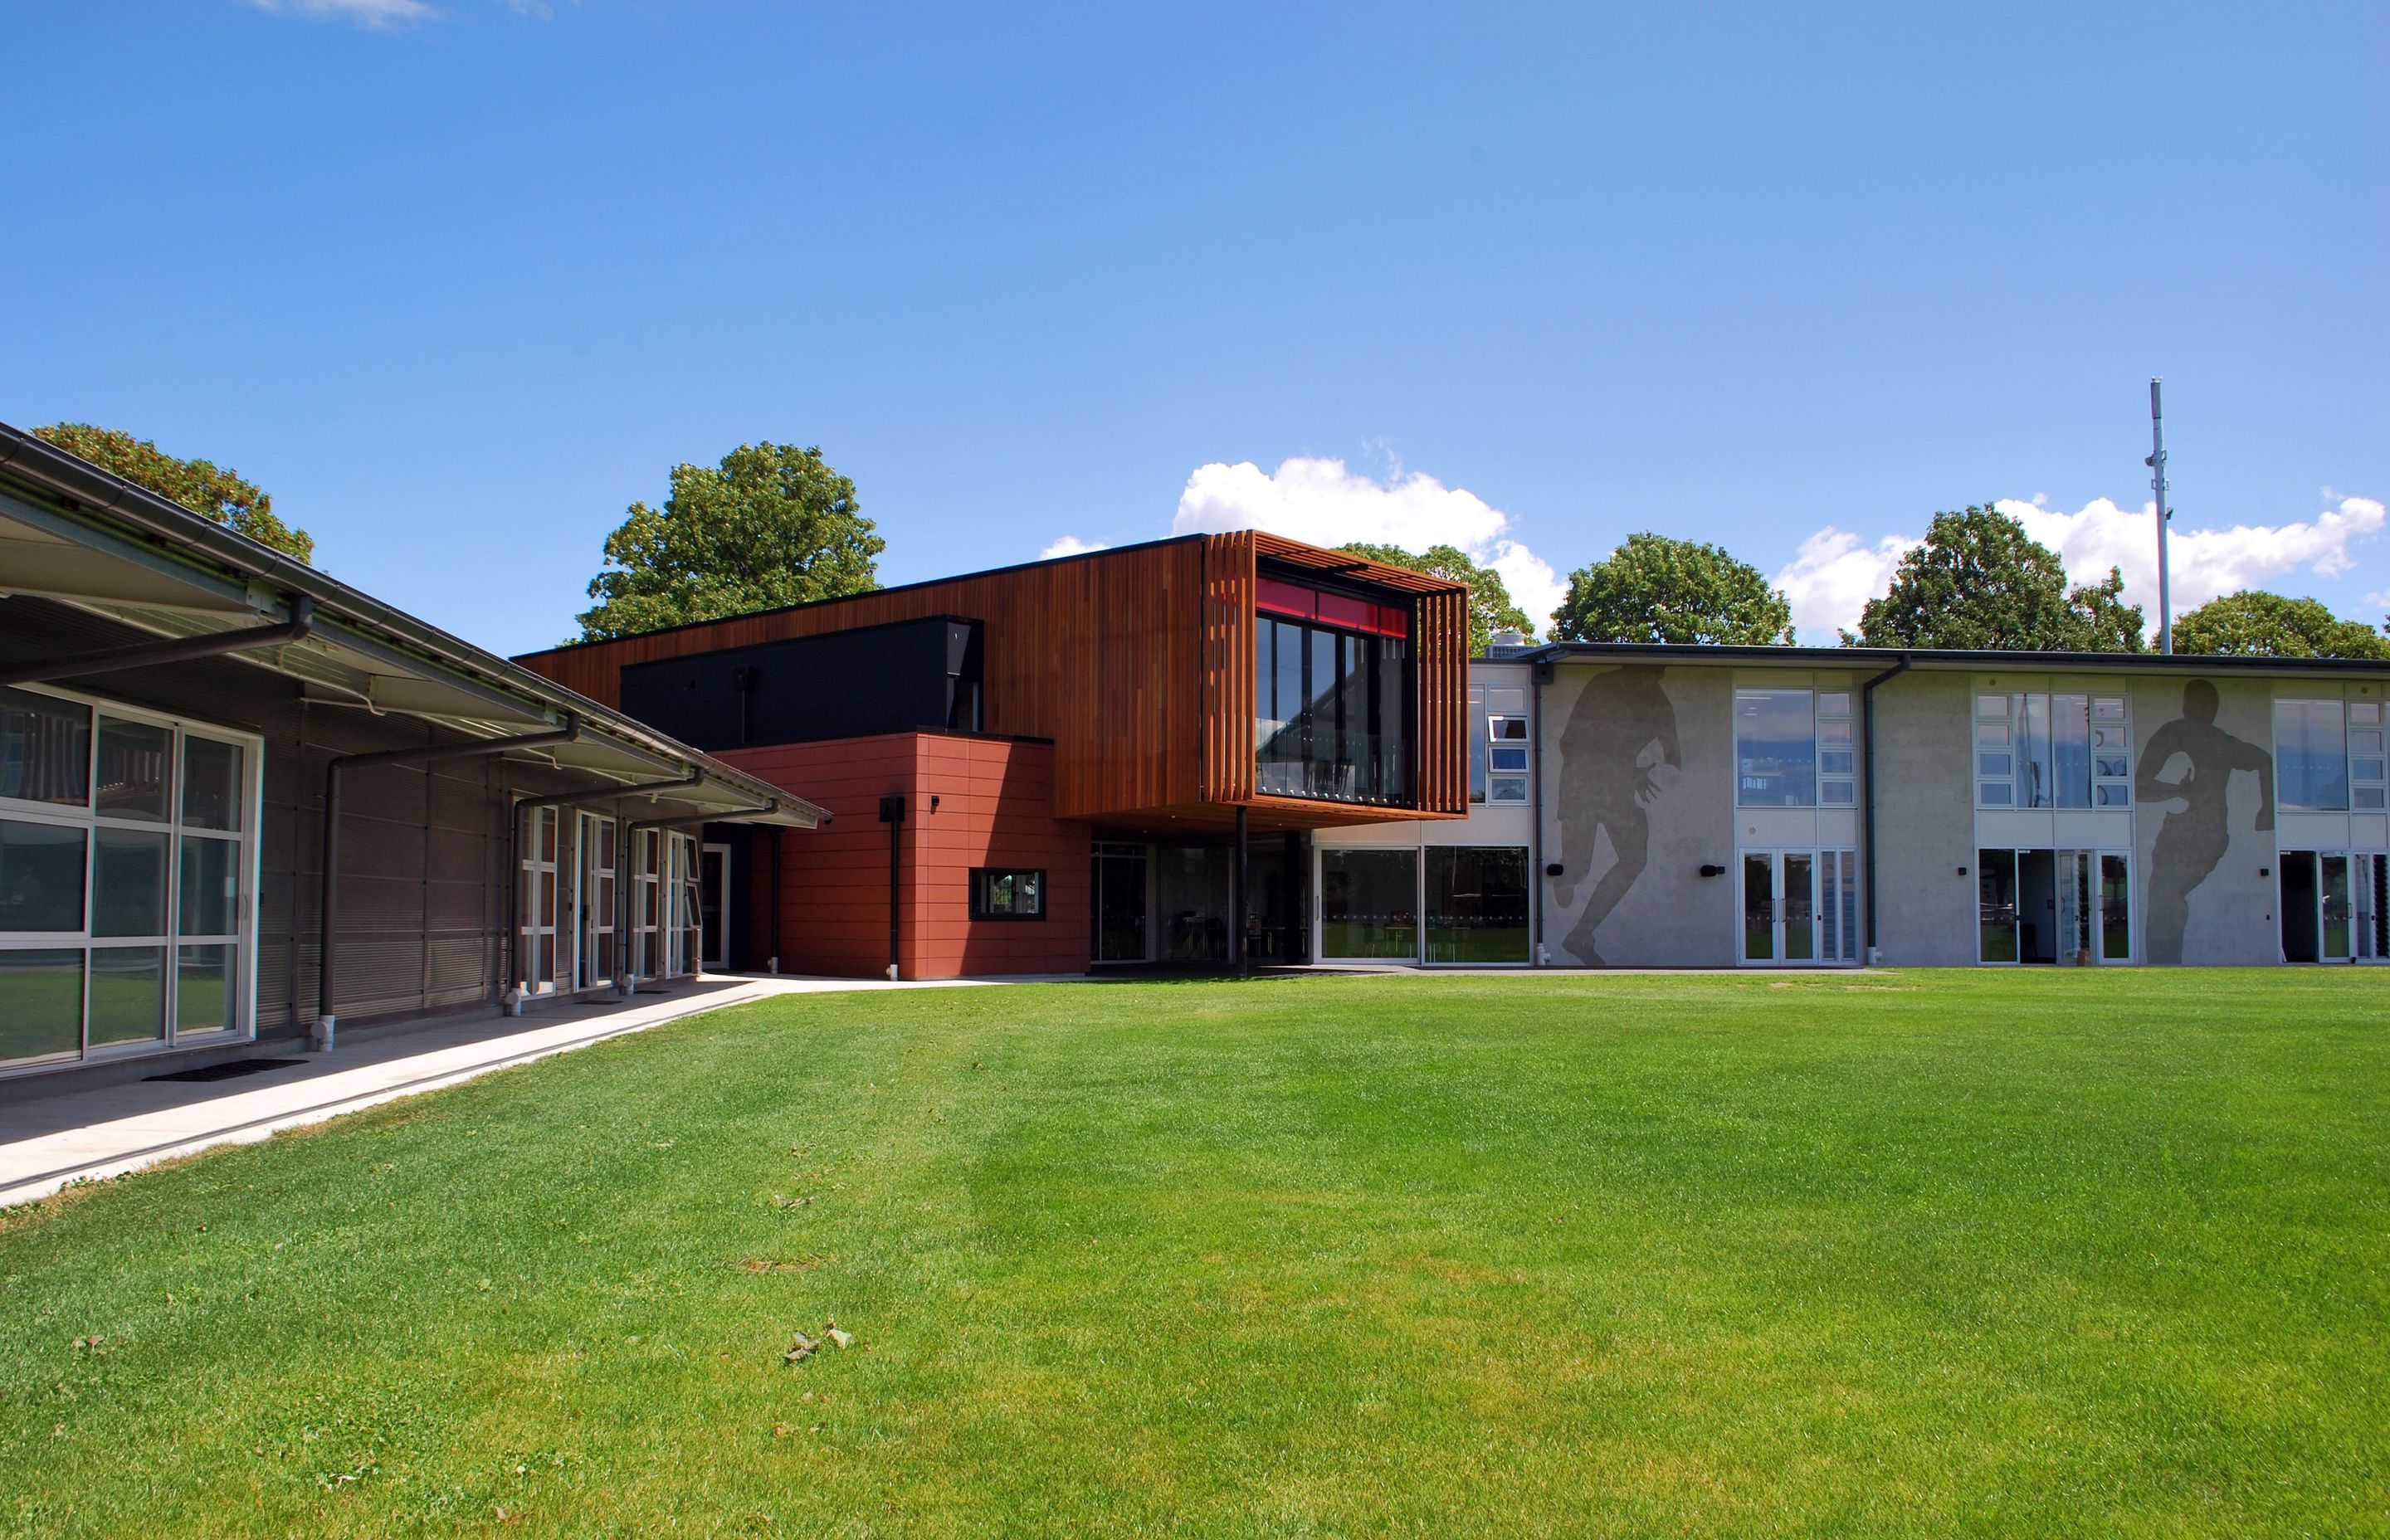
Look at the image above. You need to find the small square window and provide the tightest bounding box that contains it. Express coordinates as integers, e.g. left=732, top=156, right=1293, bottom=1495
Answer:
left=2351, top=729, right=2383, bottom=756
left=2354, top=758, right=2385, bottom=784
left=1978, top=723, right=2011, bottom=748
left=2096, top=783, right=2131, bottom=807
left=1821, top=750, right=1854, bottom=776
left=2356, top=787, right=2387, bottom=810
left=1817, top=693, right=1852, bottom=717
left=2094, top=725, right=2125, bottom=749
left=1979, top=753, right=2012, bottom=777
left=1821, top=780, right=1854, bottom=805
left=1980, top=782, right=2012, bottom=806
left=2349, top=701, right=2381, bottom=726
left=2093, top=697, right=2126, bottom=720
left=1821, top=720, right=1853, bottom=746
left=1978, top=694, right=2010, bottom=719
left=1490, top=716, right=1528, bottom=741
left=969, top=868, right=1046, bottom=920
left=2094, top=755, right=2130, bottom=779
left=1488, top=776, right=1528, bottom=803
left=1489, top=745, right=1529, bottom=772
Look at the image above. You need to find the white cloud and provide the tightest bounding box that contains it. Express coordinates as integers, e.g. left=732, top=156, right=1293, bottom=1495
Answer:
left=1171, top=456, right=1565, bottom=634
left=2000, top=494, right=2384, bottom=621
left=1039, top=535, right=1110, bottom=559
left=1774, top=494, right=2387, bottom=642
left=248, top=0, right=438, bottom=24
left=1774, top=527, right=1919, bottom=643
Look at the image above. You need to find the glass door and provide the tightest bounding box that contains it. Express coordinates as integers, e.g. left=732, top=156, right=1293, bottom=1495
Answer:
left=520, top=807, right=562, bottom=995
left=576, top=811, right=617, bottom=989
left=700, top=841, right=731, bottom=970
left=1740, top=850, right=1825, bottom=964
left=1090, top=842, right=1150, bottom=962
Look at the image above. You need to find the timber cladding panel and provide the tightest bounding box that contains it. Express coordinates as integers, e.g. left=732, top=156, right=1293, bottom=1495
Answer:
left=516, top=533, right=1469, bottom=824
left=719, top=732, right=1088, bottom=979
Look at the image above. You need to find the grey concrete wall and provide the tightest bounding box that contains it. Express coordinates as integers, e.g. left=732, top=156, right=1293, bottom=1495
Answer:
left=1540, top=663, right=1737, bottom=965
left=2131, top=673, right=2279, bottom=964
left=1870, top=670, right=1979, bottom=965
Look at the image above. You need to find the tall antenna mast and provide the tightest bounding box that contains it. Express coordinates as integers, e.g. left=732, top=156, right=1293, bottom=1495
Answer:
left=2147, top=378, right=2173, bottom=654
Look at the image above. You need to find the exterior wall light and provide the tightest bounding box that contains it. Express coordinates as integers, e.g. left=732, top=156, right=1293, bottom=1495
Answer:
left=1699, top=864, right=1726, bottom=878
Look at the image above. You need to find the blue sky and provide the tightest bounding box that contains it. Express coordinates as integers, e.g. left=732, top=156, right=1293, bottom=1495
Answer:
left=4, top=1, right=2383, bottom=653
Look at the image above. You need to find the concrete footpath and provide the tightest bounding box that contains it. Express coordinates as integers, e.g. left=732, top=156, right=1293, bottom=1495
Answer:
left=0, top=973, right=1017, bottom=1211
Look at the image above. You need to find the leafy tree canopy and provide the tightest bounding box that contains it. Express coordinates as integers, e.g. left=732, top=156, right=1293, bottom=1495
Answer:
left=1549, top=533, right=1794, bottom=646
left=32, top=423, right=315, bottom=563
left=576, top=442, right=883, bottom=641
left=1336, top=542, right=1534, bottom=655
left=1848, top=505, right=2146, bottom=651
left=2173, top=589, right=2390, bottom=660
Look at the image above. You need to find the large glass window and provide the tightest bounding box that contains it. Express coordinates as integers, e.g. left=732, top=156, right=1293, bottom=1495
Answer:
left=1424, top=846, right=1528, bottom=963
left=2275, top=699, right=2351, bottom=811
left=1735, top=690, right=1815, bottom=807
left=1979, top=691, right=2128, bottom=808
left=1319, top=848, right=1417, bottom=958
left=970, top=868, right=1046, bottom=920
left=0, top=687, right=258, bottom=1072
left=1254, top=587, right=1412, bottom=806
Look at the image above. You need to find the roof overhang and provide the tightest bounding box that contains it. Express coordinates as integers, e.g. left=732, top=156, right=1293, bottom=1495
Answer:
left=1513, top=641, right=2390, bottom=678
left=0, top=423, right=826, bottom=830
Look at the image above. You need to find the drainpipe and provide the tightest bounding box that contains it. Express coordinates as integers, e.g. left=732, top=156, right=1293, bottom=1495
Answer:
left=502, top=769, right=702, bottom=1004
left=0, top=595, right=315, bottom=687
left=1860, top=653, right=1913, bottom=962
left=878, top=795, right=906, bottom=980
left=1529, top=655, right=1549, bottom=967
left=317, top=715, right=582, bottom=1050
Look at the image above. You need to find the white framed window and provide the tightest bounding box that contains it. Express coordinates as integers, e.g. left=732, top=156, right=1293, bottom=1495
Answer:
left=2, top=684, right=261, bottom=1073
left=2275, top=698, right=2352, bottom=812
left=2350, top=701, right=2384, bottom=811
left=1485, top=713, right=1529, bottom=803
left=1978, top=690, right=2128, bottom=808
left=1817, top=692, right=1855, bottom=805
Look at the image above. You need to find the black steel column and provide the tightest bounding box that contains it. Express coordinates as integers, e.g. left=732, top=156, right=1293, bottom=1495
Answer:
left=1232, top=806, right=1250, bottom=973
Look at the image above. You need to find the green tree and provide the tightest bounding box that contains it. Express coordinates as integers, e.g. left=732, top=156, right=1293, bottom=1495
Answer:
left=1336, top=542, right=1534, bottom=655
left=2173, top=590, right=2390, bottom=660
left=1849, top=505, right=2146, bottom=651
left=32, top=423, right=315, bottom=563
left=1549, top=533, right=1794, bottom=646
left=576, top=442, right=883, bottom=641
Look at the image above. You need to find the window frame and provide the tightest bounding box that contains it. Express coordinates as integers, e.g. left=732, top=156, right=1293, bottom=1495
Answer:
left=0, top=683, right=262, bottom=1075
left=969, top=866, right=1047, bottom=921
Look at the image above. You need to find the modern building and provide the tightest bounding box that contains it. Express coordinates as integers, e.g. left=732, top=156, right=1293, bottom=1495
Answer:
left=524, top=539, right=2388, bottom=975
left=515, top=534, right=1476, bottom=977
left=1315, top=643, right=2388, bottom=968
left=0, top=422, right=824, bottom=1087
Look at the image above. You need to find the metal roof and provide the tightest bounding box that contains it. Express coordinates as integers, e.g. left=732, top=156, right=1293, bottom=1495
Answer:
left=0, top=421, right=827, bottom=828
left=1500, top=640, right=2390, bottom=676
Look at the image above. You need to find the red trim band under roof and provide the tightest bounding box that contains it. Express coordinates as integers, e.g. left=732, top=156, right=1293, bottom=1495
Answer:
left=1254, top=576, right=1412, bottom=637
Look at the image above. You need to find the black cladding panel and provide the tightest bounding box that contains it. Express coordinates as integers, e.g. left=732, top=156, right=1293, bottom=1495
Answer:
left=617, top=616, right=982, bottom=751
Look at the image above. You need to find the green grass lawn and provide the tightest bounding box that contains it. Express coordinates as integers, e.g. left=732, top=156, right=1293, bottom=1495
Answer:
left=3, top=971, right=2387, bottom=1538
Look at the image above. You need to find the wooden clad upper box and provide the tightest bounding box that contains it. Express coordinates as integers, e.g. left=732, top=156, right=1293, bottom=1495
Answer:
left=513, top=532, right=1470, bottom=829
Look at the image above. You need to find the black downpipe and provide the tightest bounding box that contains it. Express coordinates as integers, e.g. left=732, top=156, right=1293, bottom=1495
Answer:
left=0, top=595, right=315, bottom=687
left=1860, top=654, right=1913, bottom=958
left=768, top=825, right=784, bottom=973
left=318, top=714, right=582, bottom=1038
left=878, top=795, right=906, bottom=979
